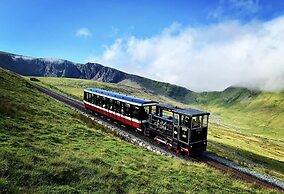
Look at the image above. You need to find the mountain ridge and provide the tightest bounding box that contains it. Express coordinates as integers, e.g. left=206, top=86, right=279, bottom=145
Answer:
left=2, top=51, right=283, bottom=106
left=0, top=51, right=195, bottom=103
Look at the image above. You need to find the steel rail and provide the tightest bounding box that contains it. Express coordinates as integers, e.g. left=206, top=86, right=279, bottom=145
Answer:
left=31, top=82, right=284, bottom=192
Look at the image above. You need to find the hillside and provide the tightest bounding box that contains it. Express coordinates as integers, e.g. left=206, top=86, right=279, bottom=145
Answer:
left=29, top=76, right=284, bottom=182
left=1, top=51, right=283, bottom=181
left=0, top=51, right=195, bottom=103
left=1, top=69, right=277, bottom=193
left=196, top=86, right=284, bottom=139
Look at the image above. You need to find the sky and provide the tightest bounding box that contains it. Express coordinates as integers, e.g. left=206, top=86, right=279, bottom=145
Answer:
left=1, top=0, right=284, bottom=91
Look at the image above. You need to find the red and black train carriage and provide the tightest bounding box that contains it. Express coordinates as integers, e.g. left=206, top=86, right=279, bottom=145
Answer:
left=84, top=88, right=210, bottom=155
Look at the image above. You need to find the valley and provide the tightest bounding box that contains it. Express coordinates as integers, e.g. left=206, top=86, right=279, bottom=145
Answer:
left=28, top=76, right=284, bottom=182
left=1, top=68, right=277, bottom=193
left=2, top=1, right=284, bottom=193
left=1, top=51, right=283, bottom=190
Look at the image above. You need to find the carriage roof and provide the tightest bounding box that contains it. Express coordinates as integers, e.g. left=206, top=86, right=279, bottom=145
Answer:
left=157, top=103, right=210, bottom=116
left=85, top=88, right=157, bottom=106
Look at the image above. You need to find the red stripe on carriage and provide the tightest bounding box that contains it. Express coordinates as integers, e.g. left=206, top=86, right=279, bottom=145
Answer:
left=84, top=103, right=142, bottom=129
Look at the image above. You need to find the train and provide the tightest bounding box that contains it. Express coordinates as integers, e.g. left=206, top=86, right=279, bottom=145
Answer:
left=83, top=88, right=210, bottom=155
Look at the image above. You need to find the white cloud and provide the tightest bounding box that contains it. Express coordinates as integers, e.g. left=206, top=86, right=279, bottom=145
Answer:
left=91, top=16, right=284, bottom=92
left=12, top=55, right=34, bottom=61
left=230, top=0, right=260, bottom=13
left=76, top=27, right=92, bottom=37
left=41, top=58, right=65, bottom=64
left=209, top=0, right=260, bottom=20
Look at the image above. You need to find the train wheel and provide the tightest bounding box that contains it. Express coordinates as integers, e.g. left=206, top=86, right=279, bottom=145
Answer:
left=167, top=145, right=172, bottom=150
left=175, top=149, right=180, bottom=153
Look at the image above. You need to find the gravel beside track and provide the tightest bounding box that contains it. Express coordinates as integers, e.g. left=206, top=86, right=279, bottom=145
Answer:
left=31, top=83, right=284, bottom=192
left=204, top=152, right=284, bottom=190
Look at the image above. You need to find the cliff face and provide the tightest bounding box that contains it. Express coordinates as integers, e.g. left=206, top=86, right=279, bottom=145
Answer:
left=0, top=52, right=195, bottom=102
left=0, top=53, right=127, bottom=82
left=77, top=63, right=126, bottom=82
left=0, top=53, right=81, bottom=77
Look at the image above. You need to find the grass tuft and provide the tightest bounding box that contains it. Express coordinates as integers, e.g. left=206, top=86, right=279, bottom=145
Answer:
left=0, top=69, right=279, bottom=193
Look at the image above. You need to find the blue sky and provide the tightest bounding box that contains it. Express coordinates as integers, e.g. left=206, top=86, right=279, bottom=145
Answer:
left=1, top=0, right=282, bottom=62
left=1, top=0, right=284, bottom=91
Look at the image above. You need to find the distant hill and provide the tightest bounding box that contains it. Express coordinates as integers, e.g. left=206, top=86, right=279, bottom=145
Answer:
left=0, top=51, right=196, bottom=103
left=193, top=86, right=284, bottom=140
left=196, top=86, right=261, bottom=106
left=0, top=64, right=271, bottom=193
left=1, top=51, right=283, bottom=110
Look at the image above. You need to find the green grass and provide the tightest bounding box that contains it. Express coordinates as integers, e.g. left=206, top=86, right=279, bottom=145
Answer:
left=28, top=76, right=284, bottom=183
left=26, top=76, right=187, bottom=107
left=2, top=69, right=278, bottom=193
left=207, top=123, right=284, bottom=180
left=194, top=88, right=284, bottom=180
left=197, top=87, right=284, bottom=140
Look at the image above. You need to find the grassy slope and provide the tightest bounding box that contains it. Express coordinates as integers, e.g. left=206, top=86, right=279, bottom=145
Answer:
left=1, top=70, right=275, bottom=193
left=29, top=76, right=284, bottom=182
left=196, top=87, right=284, bottom=176
left=197, top=87, right=284, bottom=139
left=28, top=76, right=188, bottom=108
left=196, top=87, right=284, bottom=181
left=129, top=76, right=198, bottom=103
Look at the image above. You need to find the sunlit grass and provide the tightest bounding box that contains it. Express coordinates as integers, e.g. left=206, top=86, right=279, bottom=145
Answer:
left=1, top=69, right=278, bottom=193
left=28, top=76, right=284, bottom=182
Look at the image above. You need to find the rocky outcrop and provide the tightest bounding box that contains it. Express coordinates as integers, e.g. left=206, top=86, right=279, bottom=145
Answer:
left=0, top=52, right=195, bottom=102
left=77, top=63, right=126, bottom=82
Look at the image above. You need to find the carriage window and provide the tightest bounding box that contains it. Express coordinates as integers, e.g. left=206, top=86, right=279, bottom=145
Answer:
left=152, top=106, right=157, bottom=115
left=180, top=115, right=191, bottom=128
left=158, top=107, right=163, bottom=116
left=192, top=116, right=202, bottom=128
left=90, top=94, right=93, bottom=103
left=100, top=96, right=104, bottom=107
left=90, top=94, right=95, bottom=103
left=155, top=106, right=162, bottom=116
left=97, top=96, right=103, bottom=107
left=109, top=99, right=113, bottom=110
left=173, top=113, right=179, bottom=125
left=184, top=116, right=191, bottom=128
left=102, top=97, right=107, bottom=108
left=163, top=110, right=173, bottom=119
left=141, top=106, right=149, bottom=120
left=121, top=102, right=125, bottom=114
left=112, top=100, right=117, bottom=112
left=123, top=103, right=131, bottom=116
left=203, top=115, right=208, bottom=127
left=104, top=98, right=109, bottom=109
left=85, top=93, right=88, bottom=101
left=113, top=100, right=121, bottom=113
left=180, top=115, right=184, bottom=124
left=144, top=106, right=150, bottom=114
left=116, top=101, right=121, bottom=113
left=148, top=106, right=153, bottom=114
left=132, top=105, right=140, bottom=120
left=95, top=95, right=99, bottom=106
left=89, top=93, right=92, bottom=103
left=92, top=94, right=97, bottom=104
left=87, top=93, right=91, bottom=102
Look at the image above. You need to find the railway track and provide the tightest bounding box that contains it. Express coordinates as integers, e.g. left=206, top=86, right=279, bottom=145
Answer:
left=31, top=83, right=284, bottom=192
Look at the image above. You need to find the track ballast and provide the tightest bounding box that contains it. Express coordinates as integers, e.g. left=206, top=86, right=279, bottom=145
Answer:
left=31, top=83, right=284, bottom=192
